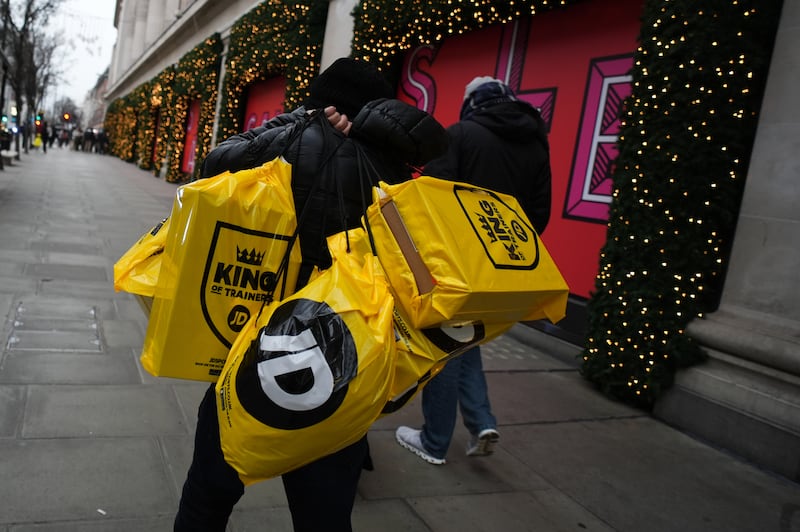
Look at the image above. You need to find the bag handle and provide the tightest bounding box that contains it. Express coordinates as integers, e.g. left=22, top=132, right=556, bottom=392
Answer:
left=254, top=112, right=344, bottom=320
left=352, top=143, right=381, bottom=256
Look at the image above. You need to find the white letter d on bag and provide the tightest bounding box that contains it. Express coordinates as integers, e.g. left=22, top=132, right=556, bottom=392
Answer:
left=256, top=329, right=334, bottom=411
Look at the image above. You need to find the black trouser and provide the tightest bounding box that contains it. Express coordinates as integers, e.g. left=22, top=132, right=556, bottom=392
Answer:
left=174, top=384, right=369, bottom=532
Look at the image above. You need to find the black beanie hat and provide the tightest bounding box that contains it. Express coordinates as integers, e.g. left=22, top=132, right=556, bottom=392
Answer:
left=305, top=58, right=394, bottom=118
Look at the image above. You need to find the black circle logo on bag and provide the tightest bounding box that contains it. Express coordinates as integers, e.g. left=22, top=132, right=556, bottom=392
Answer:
left=235, top=298, right=358, bottom=430
left=227, top=305, right=251, bottom=332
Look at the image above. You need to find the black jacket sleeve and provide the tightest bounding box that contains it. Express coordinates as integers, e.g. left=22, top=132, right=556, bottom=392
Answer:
left=200, top=108, right=307, bottom=179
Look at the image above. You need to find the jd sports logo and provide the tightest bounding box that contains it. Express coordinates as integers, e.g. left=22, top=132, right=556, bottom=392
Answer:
left=227, top=305, right=251, bottom=333
left=235, top=299, right=358, bottom=430
left=201, top=221, right=291, bottom=348
left=453, top=184, right=540, bottom=270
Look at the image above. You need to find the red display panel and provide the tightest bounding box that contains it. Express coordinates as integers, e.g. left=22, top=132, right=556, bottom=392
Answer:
left=181, top=99, right=200, bottom=174
left=242, top=77, right=286, bottom=132
left=398, top=0, right=642, bottom=298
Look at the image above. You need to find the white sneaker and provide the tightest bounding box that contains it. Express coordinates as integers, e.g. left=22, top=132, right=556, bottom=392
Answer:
left=395, top=426, right=446, bottom=465
left=466, top=428, right=499, bottom=457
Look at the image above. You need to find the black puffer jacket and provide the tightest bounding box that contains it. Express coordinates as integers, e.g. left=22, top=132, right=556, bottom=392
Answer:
left=201, top=98, right=448, bottom=283
left=423, top=101, right=551, bottom=234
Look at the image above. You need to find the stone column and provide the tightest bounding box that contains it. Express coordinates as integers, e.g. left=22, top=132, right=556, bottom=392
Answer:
left=165, top=0, right=181, bottom=24
left=144, top=0, right=165, bottom=50
left=130, top=0, right=149, bottom=62
left=320, top=0, right=359, bottom=70
left=114, top=0, right=137, bottom=79
left=654, top=3, right=800, bottom=482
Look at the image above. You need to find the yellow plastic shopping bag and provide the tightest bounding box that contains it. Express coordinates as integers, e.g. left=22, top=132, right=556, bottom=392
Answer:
left=366, top=176, right=569, bottom=329
left=215, top=238, right=396, bottom=485
left=141, top=158, right=302, bottom=382
left=383, top=301, right=514, bottom=414
left=114, top=217, right=170, bottom=297
left=327, top=229, right=512, bottom=415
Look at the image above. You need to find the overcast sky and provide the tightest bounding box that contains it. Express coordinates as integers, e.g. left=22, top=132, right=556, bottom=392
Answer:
left=49, top=0, right=118, bottom=104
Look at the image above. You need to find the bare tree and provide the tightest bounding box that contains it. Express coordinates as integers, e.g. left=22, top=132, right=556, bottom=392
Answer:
left=3, top=0, right=64, bottom=151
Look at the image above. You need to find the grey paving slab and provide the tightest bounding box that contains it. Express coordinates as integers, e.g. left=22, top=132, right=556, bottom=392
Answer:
left=350, top=499, right=432, bottom=532
left=227, top=506, right=295, bottom=531
left=482, top=333, right=573, bottom=371
left=114, top=295, right=150, bottom=321
left=36, top=218, right=98, bottom=232
left=8, top=329, right=101, bottom=351
left=0, top=250, right=39, bottom=264
left=169, top=381, right=213, bottom=430
left=37, top=278, right=118, bottom=299
left=0, top=437, right=176, bottom=525
left=0, top=385, right=24, bottom=436
left=484, top=371, right=641, bottom=424
left=101, top=318, right=145, bottom=349
left=0, top=350, right=141, bottom=385
left=0, top=262, right=23, bottom=276
left=359, top=429, right=551, bottom=499
left=22, top=384, right=190, bottom=437
left=0, top=235, right=35, bottom=250
left=502, top=419, right=800, bottom=532
left=42, top=251, right=107, bottom=267
left=232, top=498, right=434, bottom=532
left=11, top=295, right=114, bottom=319
left=24, top=263, right=107, bottom=282
left=11, top=316, right=96, bottom=332
left=0, top=275, right=37, bottom=294
left=9, top=516, right=177, bottom=532
left=407, top=491, right=615, bottom=532
left=159, top=434, right=196, bottom=498
left=0, top=293, right=14, bottom=321
left=29, top=240, right=102, bottom=255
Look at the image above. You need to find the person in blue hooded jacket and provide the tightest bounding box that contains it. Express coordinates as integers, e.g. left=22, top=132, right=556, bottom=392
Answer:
left=395, top=76, right=552, bottom=465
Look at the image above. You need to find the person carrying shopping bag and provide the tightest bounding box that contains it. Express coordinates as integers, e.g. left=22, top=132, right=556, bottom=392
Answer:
left=174, top=57, right=448, bottom=532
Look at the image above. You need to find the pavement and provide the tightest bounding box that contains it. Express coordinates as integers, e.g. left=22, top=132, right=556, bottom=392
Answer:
left=0, top=146, right=799, bottom=532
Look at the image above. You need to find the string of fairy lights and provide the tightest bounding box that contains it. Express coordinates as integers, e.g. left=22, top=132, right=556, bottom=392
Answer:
left=215, top=1, right=327, bottom=143
left=351, top=0, right=573, bottom=68
left=580, top=0, right=781, bottom=407
left=103, top=0, right=781, bottom=407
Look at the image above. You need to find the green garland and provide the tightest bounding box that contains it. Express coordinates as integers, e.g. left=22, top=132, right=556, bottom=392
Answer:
left=215, top=1, right=327, bottom=142
left=351, top=0, right=579, bottom=73
left=149, top=66, right=176, bottom=178
left=131, top=82, right=154, bottom=171
left=165, top=34, right=223, bottom=182
left=105, top=97, right=135, bottom=161
left=580, top=0, right=782, bottom=408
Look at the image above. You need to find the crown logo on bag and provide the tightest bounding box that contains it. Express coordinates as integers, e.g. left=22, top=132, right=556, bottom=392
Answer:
left=236, top=246, right=266, bottom=266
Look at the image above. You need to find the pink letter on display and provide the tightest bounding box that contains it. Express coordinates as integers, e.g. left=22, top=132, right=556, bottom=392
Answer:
left=564, top=55, right=633, bottom=222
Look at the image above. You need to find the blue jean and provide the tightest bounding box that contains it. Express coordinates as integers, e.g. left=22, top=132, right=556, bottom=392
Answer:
left=420, top=345, right=496, bottom=459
